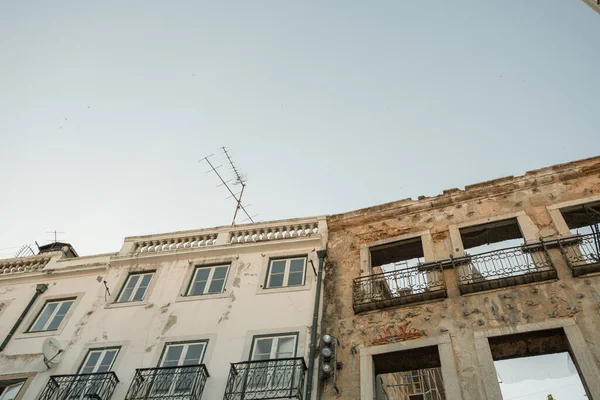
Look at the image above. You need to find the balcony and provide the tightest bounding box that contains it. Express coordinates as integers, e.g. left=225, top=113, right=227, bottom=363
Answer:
left=125, top=365, right=209, bottom=400
left=453, top=245, right=557, bottom=295
left=558, top=232, right=600, bottom=277
left=38, top=372, right=119, bottom=400
left=353, top=264, right=447, bottom=313
left=223, top=357, right=306, bottom=400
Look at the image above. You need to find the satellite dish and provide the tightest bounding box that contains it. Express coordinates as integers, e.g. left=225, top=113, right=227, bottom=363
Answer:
left=42, top=338, right=63, bottom=368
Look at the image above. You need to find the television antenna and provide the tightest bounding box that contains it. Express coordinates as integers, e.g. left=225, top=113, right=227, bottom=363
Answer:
left=46, top=230, right=66, bottom=243
left=14, top=244, right=37, bottom=258
left=200, top=147, right=257, bottom=225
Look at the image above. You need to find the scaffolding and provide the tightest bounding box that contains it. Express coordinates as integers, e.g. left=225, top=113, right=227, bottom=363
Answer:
left=378, top=368, right=445, bottom=400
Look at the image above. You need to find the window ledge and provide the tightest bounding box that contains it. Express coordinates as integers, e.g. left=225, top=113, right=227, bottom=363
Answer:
left=175, top=292, right=230, bottom=303
left=256, top=284, right=312, bottom=295
left=105, top=299, right=149, bottom=309
left=14, top=330, right=62, bottom=340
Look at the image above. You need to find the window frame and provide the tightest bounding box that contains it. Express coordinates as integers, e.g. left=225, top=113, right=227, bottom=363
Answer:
left=369, top=236, right=426, bottom=272
left=264, top=256, right=307, bottom=289
left=448, top=211, right=540, bottom=258
left=78, top=347, right=121, bottom=374
left=158, top=340, right=209, bottom=367
left=16, top=293, right=83, bottom=339
left=458, top=217, right=525, bottom=256
left=0, top=373, right=35, bottom=400
left=361, top=231, right=434, bottom=277
left=474, top=319, right=600, bottom=400
left=558, top=202, right=600, bottom=235
left=547, top=195, right=600, bottom=237
left=249, top=332, right=299, bottom=361
left=115, top=271, right=155, bottom=303
left=0, top=381, right=25, bottom=400
left=27, top=298, right=76, bottom=333
left=185, top=264, right=230, bottom=297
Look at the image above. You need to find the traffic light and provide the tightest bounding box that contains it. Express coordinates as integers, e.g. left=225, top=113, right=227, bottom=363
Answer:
left=320, top=333, right=337, bottom=379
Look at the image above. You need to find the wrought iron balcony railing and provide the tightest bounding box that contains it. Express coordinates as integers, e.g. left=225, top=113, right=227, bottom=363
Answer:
left=38, top=372, right=119, bottom=400
left=223, top=357, right=306, bottom=400
left=558, top=232, right=600, bottom=277
left=353, top=263, right=447, bottom=313
left=452, top=244, right=556, bottom=295
left=125, top=364, right=209, bottom=400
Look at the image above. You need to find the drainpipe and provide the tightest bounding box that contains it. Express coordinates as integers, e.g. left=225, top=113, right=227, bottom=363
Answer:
left=305, top=250, right=326, bottom=400
left=0, top=283, right=48, bottom=352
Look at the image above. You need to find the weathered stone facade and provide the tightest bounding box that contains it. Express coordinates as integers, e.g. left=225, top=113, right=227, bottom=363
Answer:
left=321, top=156, right=600, bottom=399
left=582, top=0, right=600, bottom=15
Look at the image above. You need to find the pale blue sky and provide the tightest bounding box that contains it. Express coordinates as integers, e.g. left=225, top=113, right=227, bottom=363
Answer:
left=1, top=1, right=599, bottom=257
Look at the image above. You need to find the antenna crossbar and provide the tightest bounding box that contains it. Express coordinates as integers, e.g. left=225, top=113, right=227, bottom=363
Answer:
left=201, top=152, right=255, bottom=225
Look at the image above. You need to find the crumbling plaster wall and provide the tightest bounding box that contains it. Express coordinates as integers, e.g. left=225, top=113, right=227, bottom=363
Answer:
left=322, top=157, right=600, bottom=399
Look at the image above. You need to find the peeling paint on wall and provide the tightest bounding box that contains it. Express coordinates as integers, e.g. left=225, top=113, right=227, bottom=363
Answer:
left=161, top=314, right=177, bottom=335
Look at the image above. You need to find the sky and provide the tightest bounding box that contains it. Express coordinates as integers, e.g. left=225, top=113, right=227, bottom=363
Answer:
left=1, top=1, right=599, bottom=257
left=496, top=353, right=586, bottom=400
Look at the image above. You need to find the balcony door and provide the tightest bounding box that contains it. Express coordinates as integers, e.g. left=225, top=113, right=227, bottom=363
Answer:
left=247, top=334, right=298, bottom=391
left=151, top=341, right=207, bottom=397
left=69, top=348, right=119, bottom=400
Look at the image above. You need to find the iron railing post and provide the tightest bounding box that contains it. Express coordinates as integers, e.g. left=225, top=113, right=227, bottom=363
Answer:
left=289, top=359, right=296, bottom=398
left=239, top=363, right=247, bottom=400
left=539, top=236, right=554, bottom=271
left=449, top=253, right=459, bottom=287
left=557, top=235, right=572, bottom=272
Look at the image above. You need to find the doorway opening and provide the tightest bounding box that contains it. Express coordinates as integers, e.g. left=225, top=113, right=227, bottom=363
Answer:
left=489, top=329, right=588, bottom=399
left=374, top=346, right=446, bottom=400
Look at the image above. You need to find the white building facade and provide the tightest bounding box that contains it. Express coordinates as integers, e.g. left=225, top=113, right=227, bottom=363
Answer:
left=0, top=216, right=327, bottom=400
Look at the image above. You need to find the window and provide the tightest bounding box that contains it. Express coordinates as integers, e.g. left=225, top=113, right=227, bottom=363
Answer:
left=68, top=348, right=120, bottom=400
left=460, top=218, right=524, bottom=255
left=152, top=341, right=208, bottom=396
left=560, top=202, right=600, bottom=235
left=370, top=237, right=425, bottom=272
left=246, top=333, right=299, bottom=392
left=160, top=341, right=207, bottom=367
left=0, top=381, right=25, bottom=400
left=79, top=348, right=120, bottom=373
left=187, top=265, right=229, bottom=296
left=251, top=334, right=298, bottom=361
left=558, top=202, right=600, bottom=275
left=117, top=272, right=154, bottom=303
left=368, top=238, right=431, bottom=299
left=29, top=299, right=74, bottom=332
left=266, top=257, right=306, bottom=288
left=455, top=219, right=550, bottom=290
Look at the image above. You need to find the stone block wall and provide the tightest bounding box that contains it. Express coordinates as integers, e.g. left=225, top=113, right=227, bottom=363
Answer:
left=321, top=156, right=600, bottom=399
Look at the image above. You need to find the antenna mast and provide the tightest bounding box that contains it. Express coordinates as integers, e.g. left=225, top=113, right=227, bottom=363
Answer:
left=200, top=148, right=257, bottom=225
left=222, top=147, right=249, bottom=225
left=46, top=230, right=65, bottom=243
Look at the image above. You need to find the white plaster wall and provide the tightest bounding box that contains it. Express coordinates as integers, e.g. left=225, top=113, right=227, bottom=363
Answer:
left=0, top=225, right=325, bottom=400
